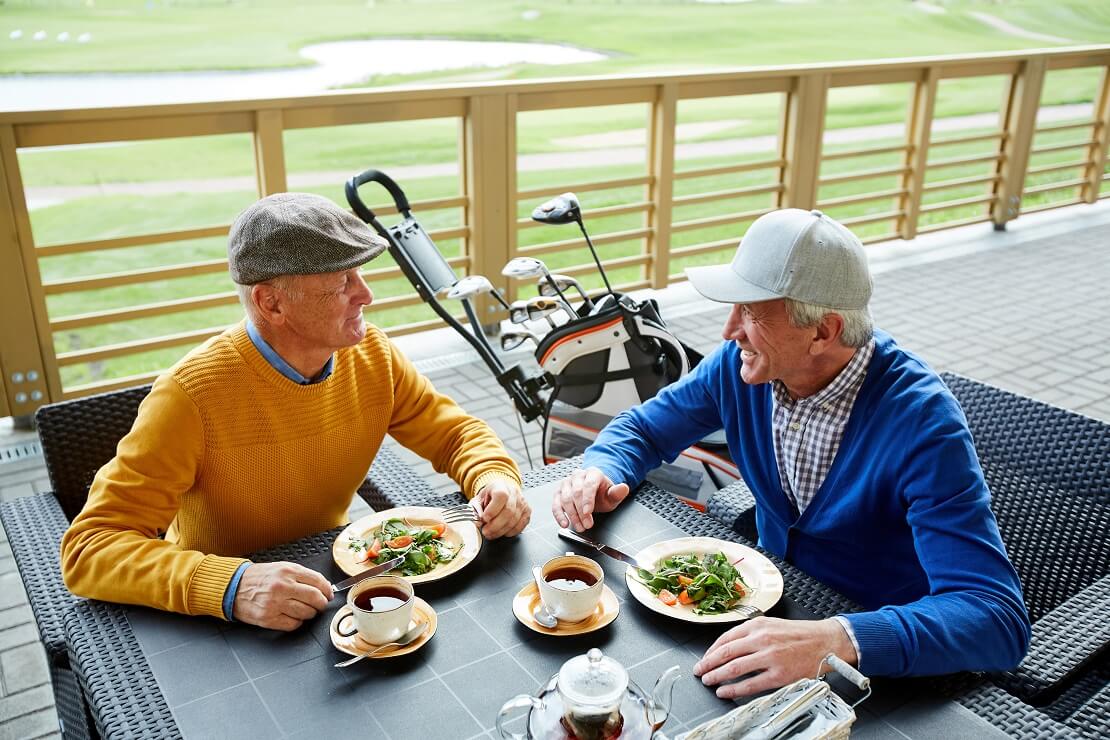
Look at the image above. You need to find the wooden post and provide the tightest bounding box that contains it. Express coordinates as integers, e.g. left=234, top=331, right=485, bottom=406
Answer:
left=900, top=67, right=939, bottom=240
left=463, top=93, right=515, bottom=319
left=647, top=83, right=677, bottom=288
left=0, top=125, right=60, bottom=412
left=253, top=109, right=288, bottom=196
left=992, top=57, right=1046, bottom=226
left=779, top=73, right=829, bottom=211
left=1082, top=66, right=1110, bottom=203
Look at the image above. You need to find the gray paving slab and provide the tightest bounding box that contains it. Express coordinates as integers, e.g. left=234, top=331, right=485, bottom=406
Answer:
left=0, top=200, right=1108, bottom=738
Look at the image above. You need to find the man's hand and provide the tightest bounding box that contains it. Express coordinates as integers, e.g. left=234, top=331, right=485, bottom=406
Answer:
left=472, top=479, right=530, bottom=538
left=693, top=617, right=858, bottom=698
left=232, top=562, right=333, bottom=631
left=551, top=467, right=631, bottom=531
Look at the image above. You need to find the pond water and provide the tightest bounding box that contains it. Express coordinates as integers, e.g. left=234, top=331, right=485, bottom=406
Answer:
left=0, top=38, right=607, bottom=111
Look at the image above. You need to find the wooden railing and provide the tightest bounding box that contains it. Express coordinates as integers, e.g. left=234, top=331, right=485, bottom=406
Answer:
left=1, top=46, right=1108, bottom=412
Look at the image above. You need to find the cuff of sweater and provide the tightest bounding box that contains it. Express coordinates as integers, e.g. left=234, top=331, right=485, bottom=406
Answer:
left=188, top=555, right=251, bottom=620
left=841, top=610, right=905, bottom=677
left=470, top=470, right=521, bottom=498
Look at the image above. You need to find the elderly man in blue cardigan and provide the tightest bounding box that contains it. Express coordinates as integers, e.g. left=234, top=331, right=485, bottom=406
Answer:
left=551, top=208, right=1030, bottom=698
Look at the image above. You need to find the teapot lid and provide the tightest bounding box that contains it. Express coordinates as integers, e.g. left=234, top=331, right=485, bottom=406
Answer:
left=558, top=648, right=629, bottom=708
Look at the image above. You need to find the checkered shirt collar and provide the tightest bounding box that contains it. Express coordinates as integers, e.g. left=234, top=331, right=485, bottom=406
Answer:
left=771, top=339, right=875, bottom=410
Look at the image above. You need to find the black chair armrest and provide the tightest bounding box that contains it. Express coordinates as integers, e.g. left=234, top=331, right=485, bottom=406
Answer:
left=706, top=478, right=758, bottom=542
left=358, top=446, right=438, bottom=510
left=995, top=573, right=1110, bottom=703
left=0, top=492, right=74, bottom=663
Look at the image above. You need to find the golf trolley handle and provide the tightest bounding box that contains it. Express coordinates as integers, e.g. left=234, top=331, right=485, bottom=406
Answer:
left=345, top=169, right=412, bottom=223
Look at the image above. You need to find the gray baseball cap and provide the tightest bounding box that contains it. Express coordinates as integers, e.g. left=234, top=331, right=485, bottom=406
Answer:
left=685, top=208, right=872, bottom=310
left=227, top=192, right=388, bottom=285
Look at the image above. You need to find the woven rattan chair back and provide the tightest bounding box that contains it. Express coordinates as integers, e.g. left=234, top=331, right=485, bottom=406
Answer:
left=942, top=373, right=1110, bottom=622
left=35, top=385, right=152, bottom=521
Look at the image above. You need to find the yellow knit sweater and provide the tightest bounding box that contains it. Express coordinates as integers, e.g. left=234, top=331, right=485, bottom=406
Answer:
left=60, top=322, right=520, bottom=619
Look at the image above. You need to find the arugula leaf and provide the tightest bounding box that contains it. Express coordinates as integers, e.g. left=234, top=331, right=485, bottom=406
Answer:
left=635, top=552, right=751, bottom=615
left=346, top=517, right=458, bottom=576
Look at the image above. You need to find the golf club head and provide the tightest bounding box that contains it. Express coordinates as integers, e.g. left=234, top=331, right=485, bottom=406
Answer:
left=532, top=192, right=581, bottom=225
left=445, top=274, right=494, bottom=300
left=529, top=294, right=575, bottom=319
left=508, top=299, right=531, bottom=324
left=501, top=256, right=547, bottom=280
left=525, top=296, right=562, bottom=321
left=500, top=329, right=540, bottom=351
left=544, top=273, right=593, bottom=308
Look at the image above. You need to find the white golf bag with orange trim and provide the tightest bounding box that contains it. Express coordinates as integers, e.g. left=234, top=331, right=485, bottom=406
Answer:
left=535, top=294, right=740, bottom=508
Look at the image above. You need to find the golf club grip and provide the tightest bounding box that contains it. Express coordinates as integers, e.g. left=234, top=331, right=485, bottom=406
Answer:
left=345, top=169, right=412, bottom=222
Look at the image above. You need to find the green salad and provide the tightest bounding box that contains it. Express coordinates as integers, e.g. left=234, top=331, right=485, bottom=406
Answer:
left=635, top=552, right=751, bottom=615
left=347, top=518, right=459, bottom=576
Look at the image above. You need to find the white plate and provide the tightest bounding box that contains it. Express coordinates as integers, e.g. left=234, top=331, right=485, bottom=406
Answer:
left=624, top=537, right=783, bottom=624
left=333, top=506, right=482, bottom=584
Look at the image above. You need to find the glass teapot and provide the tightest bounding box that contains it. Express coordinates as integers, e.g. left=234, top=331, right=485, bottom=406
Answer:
left=496, top=648, right=680, bottom=740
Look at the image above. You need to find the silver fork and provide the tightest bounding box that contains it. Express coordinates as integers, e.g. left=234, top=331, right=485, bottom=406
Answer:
left=441, top=503, right=479, bottom=524
left=734, top=604, right=764, bottom=620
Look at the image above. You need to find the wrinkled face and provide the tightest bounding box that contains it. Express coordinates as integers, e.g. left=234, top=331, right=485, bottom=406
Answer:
left=279, top=268, right=374, bottom=352
left=721, top=299, right=816, bottom=391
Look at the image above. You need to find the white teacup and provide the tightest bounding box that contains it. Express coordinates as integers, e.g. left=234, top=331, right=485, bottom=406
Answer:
left=535, top=554, right=605, bottom=623
left=338, top=575, right=415, bottom=645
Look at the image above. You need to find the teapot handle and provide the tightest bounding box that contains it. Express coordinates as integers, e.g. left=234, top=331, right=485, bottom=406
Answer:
left=496, top=694, right=542, bottom=739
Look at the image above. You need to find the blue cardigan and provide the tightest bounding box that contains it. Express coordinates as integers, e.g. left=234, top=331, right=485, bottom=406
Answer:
left=583, top=330, right=1030, bottom=677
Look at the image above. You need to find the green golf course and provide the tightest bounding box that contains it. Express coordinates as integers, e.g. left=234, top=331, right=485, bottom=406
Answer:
left=3, top=0, right=1108, bottom=389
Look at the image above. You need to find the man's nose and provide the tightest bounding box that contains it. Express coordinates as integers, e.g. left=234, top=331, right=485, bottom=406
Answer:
left=354, top=274, right=373, bottom=306
left=722, top=306, right=743, bottom=340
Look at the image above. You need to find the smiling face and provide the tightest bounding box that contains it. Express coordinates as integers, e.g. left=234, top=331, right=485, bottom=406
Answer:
left=721, top=299, right=819, bottom=395
left=278, top=268, right=374, bottom=353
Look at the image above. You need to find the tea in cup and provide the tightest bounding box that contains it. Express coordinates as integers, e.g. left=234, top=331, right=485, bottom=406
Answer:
left=536, top=554, right=604, bottom=623
left=338, top=575, right=415, bottom=645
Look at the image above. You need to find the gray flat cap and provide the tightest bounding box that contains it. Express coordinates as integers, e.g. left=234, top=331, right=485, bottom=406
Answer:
left=228, top=192, right=388, bottom=284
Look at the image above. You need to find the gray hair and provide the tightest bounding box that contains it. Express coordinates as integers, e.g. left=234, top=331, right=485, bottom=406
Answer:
left=784, top=297, right=873, bottom=348
left=235, top=275, right=303, bottom=324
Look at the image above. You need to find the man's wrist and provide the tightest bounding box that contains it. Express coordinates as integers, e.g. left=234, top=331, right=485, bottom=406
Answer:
left=223, top=562, right=252, bottom=621
left=472, top=470, right=520, bottom=497
left=831, top=616, right=861, bottom=666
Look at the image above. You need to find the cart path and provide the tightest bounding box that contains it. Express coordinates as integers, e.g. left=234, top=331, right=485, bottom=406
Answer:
left=24, top=103, right=1093, bottom=210
left=969, top=11, right=1080, bottom=45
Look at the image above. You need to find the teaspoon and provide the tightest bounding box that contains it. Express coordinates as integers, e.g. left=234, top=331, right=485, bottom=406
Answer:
left=334, top=620, right=427, bottom=668
left=531, top=567, right=559, bottom=628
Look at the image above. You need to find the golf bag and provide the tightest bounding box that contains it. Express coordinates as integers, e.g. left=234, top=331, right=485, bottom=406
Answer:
left=345, top=168, right=739, bottom=506
left=536, top=295, right=739, bottom=504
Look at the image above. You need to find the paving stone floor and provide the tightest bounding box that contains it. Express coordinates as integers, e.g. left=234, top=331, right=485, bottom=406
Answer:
left=1, top=203, right=1108, bottom=738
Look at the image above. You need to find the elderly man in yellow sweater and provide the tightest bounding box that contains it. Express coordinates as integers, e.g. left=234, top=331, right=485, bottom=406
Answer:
left=61, top=192, right=528, bottom=631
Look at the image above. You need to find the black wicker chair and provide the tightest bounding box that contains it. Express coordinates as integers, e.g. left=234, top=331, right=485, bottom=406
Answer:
left=1, top=385, right=153, bottom=740
left=1, top=384, right=439, bottom=740
left=941, top=372, right=1109, bottom=738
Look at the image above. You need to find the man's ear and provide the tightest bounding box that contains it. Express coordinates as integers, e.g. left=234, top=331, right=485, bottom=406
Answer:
left=251, top=283, right=286, bottom=326
left=810, top=312, right=844, bottom=354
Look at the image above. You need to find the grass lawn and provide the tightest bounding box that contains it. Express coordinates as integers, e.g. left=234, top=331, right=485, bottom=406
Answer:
left=4, top=0, right=1109, bottom=390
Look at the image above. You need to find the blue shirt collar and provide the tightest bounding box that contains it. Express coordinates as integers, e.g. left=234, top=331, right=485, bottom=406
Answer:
left=245, top=320, right=334, bottom=385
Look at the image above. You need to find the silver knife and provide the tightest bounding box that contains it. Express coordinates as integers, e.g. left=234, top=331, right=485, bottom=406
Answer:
left=331, top=554, right=406, bottom=595
left=557, top=528, right=641, bottom=567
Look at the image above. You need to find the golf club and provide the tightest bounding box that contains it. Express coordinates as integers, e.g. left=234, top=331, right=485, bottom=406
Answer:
left=509, top=297, right=559, bottom=328
left=500, top=328, right=542, bottom=351
left=531, top=192, right=615, bottom=298
left=501, top=257, right=576, bottom=315
left=444, top=274, right=511, bottom=309
left=539, top=273, right=594, bottom=311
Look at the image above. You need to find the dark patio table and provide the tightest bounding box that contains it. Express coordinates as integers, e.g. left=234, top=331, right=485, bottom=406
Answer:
left=63, top=462, right=1011, bottom=739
